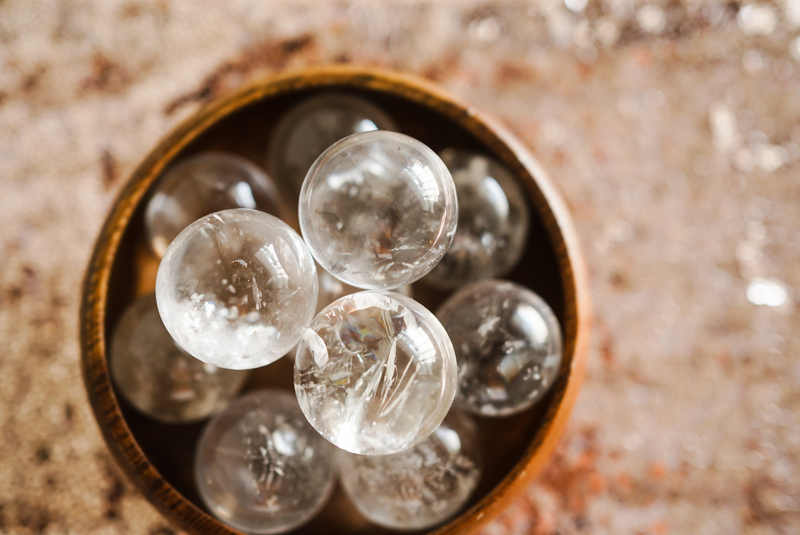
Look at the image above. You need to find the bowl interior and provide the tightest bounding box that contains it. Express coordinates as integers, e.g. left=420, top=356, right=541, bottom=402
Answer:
left=99, top=76, right=571, bottom=535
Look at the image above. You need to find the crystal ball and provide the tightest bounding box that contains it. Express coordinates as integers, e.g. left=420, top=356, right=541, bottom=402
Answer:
left=155, top=209, right=318, bottom=370
left=268, top=93, right=397, bottom=196
left=294, top=291, right=458, bottom=455
left=299, top=130, right=458, bottom=290
left=436, top=280, right=562, bottom=417
left=110, top=293, right=249, bottom=423
left=145, top=152, right=285, bottom=257
left=195, top=390, right=335, bottom=534
left=339, top=409, right=481, bottom=530
left=423, top=149, right=530, bottom=290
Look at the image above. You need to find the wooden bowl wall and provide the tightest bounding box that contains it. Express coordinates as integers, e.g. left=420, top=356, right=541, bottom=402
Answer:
left=80, top=66, right=590, bottom=535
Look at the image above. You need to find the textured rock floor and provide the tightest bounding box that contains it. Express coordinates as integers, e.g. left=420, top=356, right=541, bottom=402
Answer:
left=1, top=1, right=799, bottom=533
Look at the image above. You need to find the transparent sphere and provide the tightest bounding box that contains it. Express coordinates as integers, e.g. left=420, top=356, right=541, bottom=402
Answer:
left=294, top=291, right=457, bottom=455
left=109, top=294, right=249, bottom=423
left=339, top=410, right=481, bottom=530
left=268, top=93, right=397, bottom=197
left=195, top=390, right=335, bottom=534
left=145, top=152, right=285, bottom=257
left=436, top=280, right=562, bottom=417
left=155, top=209, right=318, bottom=370
left=299, top=131, right=458, bottom=290
left=424, top=149, right=529, bottom=290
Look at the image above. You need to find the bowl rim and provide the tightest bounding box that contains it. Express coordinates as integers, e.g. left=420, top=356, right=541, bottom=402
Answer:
left=80, top=64, right=591, bottom=535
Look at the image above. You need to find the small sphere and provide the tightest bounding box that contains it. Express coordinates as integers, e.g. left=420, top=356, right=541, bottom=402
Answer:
left=299, top=131, right=458, bottom=290
left=436, top=280, right=562, bottom=417
left=156, top=209, right=318, bottom=370
left=145, top=152, right=285, bottom=257
left=195, top=390, right=335, bottom=534
left=268, top=93, right=397, bottom=196
left=294, top=291, right=457, bottom=455
left=423, top=149, right=529, bottom=290
left=339, top=410, right=482, bottom=530
left=110, top=294, right=249, bottom=423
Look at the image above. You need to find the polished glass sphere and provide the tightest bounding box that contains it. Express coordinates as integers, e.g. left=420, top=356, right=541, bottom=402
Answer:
left=437, top=280, right=562, bottom=416
left=145, top=152, right=285, bottom=257
left=268, top=93, right=397, bottom=196
left=299, top=131, right=458, bottom=290
left=155, top=209, right=318, bottom=370
left=423, top=149, right=529, bottom=290
left=339, top=410, right=481, bottom=530
left=294, top=291, right=457, bottom=455
left=195, top=390, right=335, bottom=534
left=110, top=293, right=249, bottom=422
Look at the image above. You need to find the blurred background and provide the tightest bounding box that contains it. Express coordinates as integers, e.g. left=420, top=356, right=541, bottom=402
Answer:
left=1, top=0, right=799, bottom=533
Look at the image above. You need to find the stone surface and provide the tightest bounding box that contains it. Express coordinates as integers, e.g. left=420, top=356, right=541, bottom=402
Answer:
left=3, top=1, right=800, bottom=533
left=294, top=291, right=457, bottom=455
left=144, top=152, right=285, bottom=257
left=267, top=93, right=397, bottom=197
left=195, top=390, right=335, bottom=534
left=438, top=280, right=562, bottom=417
left=339, top=409, right=481, bottom=530
left=422, top=149, right=529, bottom=290
left=155, top=209, right=318, bottom=370
left=110, top=293, right=249, bottom=423
left=299, top=130, right=458, bottom=289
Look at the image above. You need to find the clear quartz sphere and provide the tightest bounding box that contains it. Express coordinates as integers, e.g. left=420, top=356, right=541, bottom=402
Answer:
left=110, top=293, right=249, bottom=423
left=436, top=280, right=563, bottom=417
left=145, top=152, right=285, bottom=257
left=423, top=149, right=529, bottom=290
left=267, top=93, right=397, bottom=197
left=155, top=209, right=318, bottom=370
left=299, top=131, right=458, bottom=290
left=339, top=410, right=482, bottom=530
left=294, top=291, right=458, bottom=455
left=195, top=390, right=335, bottom=534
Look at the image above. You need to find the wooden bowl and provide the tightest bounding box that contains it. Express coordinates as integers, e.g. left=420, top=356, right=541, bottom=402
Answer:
left=80, top=66, right=590, bottom=535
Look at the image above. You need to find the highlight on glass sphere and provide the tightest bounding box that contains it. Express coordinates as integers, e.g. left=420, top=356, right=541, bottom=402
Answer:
left=436, top=280, right=562, bottom=417
left=339, top=409, right=482, bottom=530
left=423, top=149, right=530, bottom=290
left=294, top=291, right=458, bottom=455
left=110, top=293, right=249, bottom=423
left=299, top=130, right=458, bottom=290
left=145, top=152, right=285, bottom=257
left=267, top=92, right=398, bottom=196
left=155, top=209, right=318, bottom=370
left=195, top=390, right=335, bottom=535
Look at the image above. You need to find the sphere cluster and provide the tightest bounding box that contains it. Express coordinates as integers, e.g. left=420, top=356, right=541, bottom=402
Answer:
left=109, top=92, right=562, bottom=533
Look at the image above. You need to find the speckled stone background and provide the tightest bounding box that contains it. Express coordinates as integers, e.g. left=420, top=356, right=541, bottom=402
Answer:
left=1, top=0, right=799, bottom=533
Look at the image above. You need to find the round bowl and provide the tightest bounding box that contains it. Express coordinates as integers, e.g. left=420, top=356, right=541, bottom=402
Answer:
left=80, top=66, right=591, bottom=535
